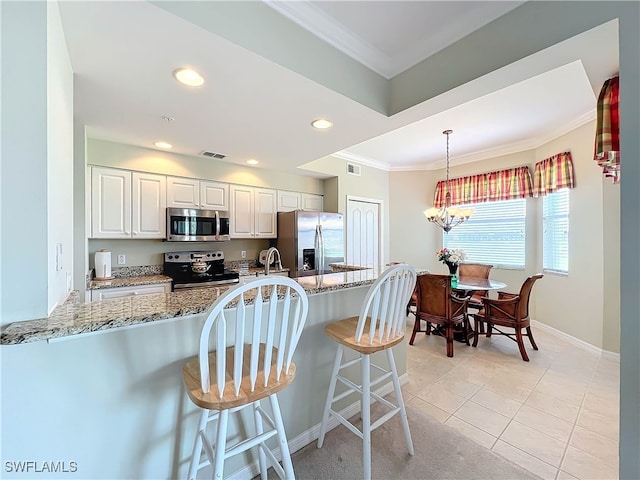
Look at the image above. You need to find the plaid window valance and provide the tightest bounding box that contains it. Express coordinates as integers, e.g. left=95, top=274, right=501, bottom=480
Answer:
left=594, top=75, right=620, bottom=183
left=433, top=165, right=533, bottom=207
left=533, top=152, right=575, bottom=197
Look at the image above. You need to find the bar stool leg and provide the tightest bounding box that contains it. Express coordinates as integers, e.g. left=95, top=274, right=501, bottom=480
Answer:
left=213, top=410, right=229, bottom=480
left=361, top=354, right=372, bottom=480
left=253, top=402, right=268, bottom=479
left=269, top=394, right=295, bottom=479
left=188, top=409, right=209, bottom=480
left=317, top=345, right=344, bottom=448
left=387, top=349, right=414, bottom=455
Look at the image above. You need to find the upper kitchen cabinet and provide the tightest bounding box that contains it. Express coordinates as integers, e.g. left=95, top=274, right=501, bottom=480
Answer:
left=90, top=167, right=166, bottom=239
left=230, top=185, right=277, bottom=238
left=277, top=190, right=323, bottom=212
left=277, top=190, right=302, bottom=212
left=301, top=193, right=323, bottom=212
left=167, top=176, right=229, bottom=210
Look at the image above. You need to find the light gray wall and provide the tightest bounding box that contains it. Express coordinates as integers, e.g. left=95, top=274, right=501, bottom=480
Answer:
left=0, top=1, right=73, bottom=326
left=302, top=155, right=391, bottom=265
left=602, top=179, right=620, bottom=353
left=88, top=138, right=324, bottom=194
left=47, top=1, right=74, bottom=310
left=617, top=8, right=640, bottom=476
left=534, top=121, right=608, bottom=349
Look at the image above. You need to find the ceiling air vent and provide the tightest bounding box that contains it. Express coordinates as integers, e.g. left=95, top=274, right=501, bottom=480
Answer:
left=347, top=163, right=361, bottom=176
left=200, top=150, right=227, bottom=159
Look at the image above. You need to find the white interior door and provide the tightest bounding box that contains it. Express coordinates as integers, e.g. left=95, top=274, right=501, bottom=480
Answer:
left=346, top=198, right=381, bottom=268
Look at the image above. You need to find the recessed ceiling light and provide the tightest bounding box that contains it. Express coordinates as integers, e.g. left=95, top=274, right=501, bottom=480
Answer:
left=311, top=118, right=333, bottom=129
left=154, top=141, right=172, bottom=149
left=246, top=159, right=259, bottom=165
left=173, top=68, right=205, bottom=87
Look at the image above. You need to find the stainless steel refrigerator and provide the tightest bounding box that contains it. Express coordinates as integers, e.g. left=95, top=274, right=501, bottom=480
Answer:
left=276, top=211, right=344, bottom=277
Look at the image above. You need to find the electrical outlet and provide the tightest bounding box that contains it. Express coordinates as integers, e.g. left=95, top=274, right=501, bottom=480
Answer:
left=117, top=254, right=126, bottom=265
left=241, top=250, right=247, bottom=259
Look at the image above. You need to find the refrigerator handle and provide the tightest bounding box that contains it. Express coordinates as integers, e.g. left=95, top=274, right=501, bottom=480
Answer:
left=318, top=224, right=324, bottom=272
left=314, top=225, right=320, bottom=271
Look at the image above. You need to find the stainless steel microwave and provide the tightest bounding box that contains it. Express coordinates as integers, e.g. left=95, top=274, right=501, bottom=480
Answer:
left=166, top=208, right=230, bottom=242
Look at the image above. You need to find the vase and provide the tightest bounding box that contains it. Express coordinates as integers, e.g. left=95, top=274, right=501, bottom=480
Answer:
left=445, top=262, right=458, bottom=286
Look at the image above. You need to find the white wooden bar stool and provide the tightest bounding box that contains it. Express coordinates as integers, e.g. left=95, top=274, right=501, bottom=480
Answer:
left=317, top=264, right=417, bottom=479
left=183, top=276, right=309, bottom=480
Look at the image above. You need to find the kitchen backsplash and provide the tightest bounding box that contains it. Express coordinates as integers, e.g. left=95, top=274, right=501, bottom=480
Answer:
left=88, top=238, right=272, bottom=269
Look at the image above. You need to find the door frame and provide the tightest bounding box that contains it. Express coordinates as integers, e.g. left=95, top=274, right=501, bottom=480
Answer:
left=346, top=195, right=384, bottom=268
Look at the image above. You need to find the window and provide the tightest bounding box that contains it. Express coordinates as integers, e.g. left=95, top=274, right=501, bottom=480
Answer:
left=543, top=188, right=569, bottom=274
left=443, top=199, right=526, bottom=269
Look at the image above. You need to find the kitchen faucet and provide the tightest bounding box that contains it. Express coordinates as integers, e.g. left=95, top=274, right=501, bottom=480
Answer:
left=265, top=247, right=283, bottom=275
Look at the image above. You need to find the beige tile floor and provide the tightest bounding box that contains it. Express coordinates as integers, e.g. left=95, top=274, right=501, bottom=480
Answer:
left=404, top=320, right=620, bottom=480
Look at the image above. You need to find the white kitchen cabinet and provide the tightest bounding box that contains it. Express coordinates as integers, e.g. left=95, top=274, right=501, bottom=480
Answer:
left=167, top=177, right=229, bottom=210
left=277, top=190, right=323, bottom=212
left=277, top=190, right=302, bottom=212
left=301, top=193, right=323, bottom=212
left=90, top=283, right=171, bottom=301
left=200, top=181, right=229, bottom=210
left=132, top=172, right=166, bottom=238
left=230, top=185, right=277, bottom=238
left=90, top=167, right=166, bottom=239
left=91, top=167, right=131, bottom=238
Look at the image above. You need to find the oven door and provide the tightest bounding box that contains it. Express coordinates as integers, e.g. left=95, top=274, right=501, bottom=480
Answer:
left=166, top=208, right=229, bottom=241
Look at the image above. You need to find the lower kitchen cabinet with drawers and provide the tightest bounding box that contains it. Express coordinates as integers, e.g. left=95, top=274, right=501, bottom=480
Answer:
left=90, top=283, right=171, bottom=302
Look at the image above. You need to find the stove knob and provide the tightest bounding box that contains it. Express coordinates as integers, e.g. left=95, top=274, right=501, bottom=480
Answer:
left=175, top=255, right=180, bottom=259
left=168, top=255, right=173, bottom=259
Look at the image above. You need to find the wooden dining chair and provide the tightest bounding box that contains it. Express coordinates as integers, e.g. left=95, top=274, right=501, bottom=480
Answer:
left=457, top=263, right=493, bottom=333
left=472, top=274, right=543, bottom=361
left=409, top=273, right=470, bottom=357
left=183, top=276, right=309, bottom=480
left=458, top=263, right=493, bottom=308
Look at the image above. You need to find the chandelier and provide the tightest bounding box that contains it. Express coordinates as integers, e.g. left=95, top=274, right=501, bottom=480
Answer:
left=423, top=129, right=473, bottom=233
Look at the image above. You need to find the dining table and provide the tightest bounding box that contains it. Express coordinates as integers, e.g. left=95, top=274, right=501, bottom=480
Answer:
left=452, top=276, right=507, bottom=342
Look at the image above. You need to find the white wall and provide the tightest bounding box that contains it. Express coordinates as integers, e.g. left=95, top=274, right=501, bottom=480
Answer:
left=303, top=155, right=391, bottom=265
left=0, top=1, right=73, bottom=326
left=87, top=138, right=324, bottom=194
left=47, top=1, right=74, bottom=310
left=533, top=121, right=608, bottom=349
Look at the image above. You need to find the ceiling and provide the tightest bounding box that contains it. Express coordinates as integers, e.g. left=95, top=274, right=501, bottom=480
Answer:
left=58, top=1, right=619, bottom=177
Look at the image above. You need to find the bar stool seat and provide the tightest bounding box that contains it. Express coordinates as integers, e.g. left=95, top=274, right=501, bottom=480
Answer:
left=317, top=265, right=417, bottom=479
left=184, top=276, right=309, bottom=480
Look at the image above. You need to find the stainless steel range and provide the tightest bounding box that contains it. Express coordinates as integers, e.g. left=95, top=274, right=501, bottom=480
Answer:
left=164, top=250, right=239, bottom=290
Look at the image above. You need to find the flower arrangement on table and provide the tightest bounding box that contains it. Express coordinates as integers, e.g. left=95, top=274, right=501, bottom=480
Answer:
left=437, top=248, right=467, bottom=266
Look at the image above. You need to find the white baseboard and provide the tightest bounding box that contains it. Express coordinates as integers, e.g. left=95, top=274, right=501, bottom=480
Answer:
left=531, top=320, right=620, bottom=363
left=227, top=372, right=409, bottom=480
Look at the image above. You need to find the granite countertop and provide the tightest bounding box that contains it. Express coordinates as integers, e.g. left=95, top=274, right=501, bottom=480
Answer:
left=1, top=267, right=426, bottom=345
left=89, top=274, right=173, bottom=290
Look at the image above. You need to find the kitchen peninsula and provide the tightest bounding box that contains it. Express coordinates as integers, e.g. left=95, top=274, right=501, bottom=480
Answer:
left=0, top=267, right=420, bottom=479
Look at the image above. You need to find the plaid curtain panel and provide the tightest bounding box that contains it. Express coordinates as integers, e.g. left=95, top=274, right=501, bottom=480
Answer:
left=594, top=75, right=620, bottom=183
left=486, top=166, right=533, bottom=202
left=533, top=152, right=575, bottom=197
left=433, top=166, right=532, bottom=207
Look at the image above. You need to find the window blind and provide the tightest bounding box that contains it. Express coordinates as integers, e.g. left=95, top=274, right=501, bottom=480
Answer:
left=443, top=199, right=526, bottom=269
left=543, top=189, right=569, bottom=273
